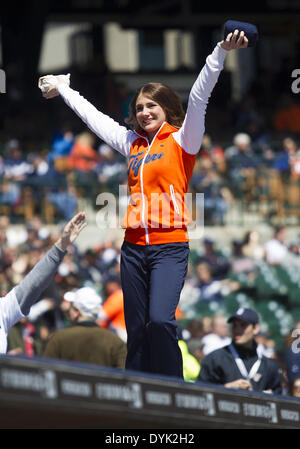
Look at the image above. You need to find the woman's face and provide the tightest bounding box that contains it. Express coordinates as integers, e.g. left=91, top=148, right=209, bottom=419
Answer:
left=135, top=94, right=166, bottom=140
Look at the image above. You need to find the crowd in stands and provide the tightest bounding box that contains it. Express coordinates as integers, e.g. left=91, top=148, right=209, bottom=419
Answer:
left=0, top=210, right=300, bottom=398
left=1, top=39, right=300, bottom=228
left=0, top=131, right=128, bottom=223
left=2, top=119, right=300, bottom=228
left=190, top=130, right=300, bottom=226
left=1, top=73, right=300, bottom=399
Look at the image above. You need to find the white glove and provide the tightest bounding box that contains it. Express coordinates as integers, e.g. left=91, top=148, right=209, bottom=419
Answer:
left=38, top=73, right=70, bottom=99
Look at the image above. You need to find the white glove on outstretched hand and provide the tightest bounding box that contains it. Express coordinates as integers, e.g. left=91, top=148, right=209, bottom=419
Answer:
left=38, top=73, right=70, bottom=99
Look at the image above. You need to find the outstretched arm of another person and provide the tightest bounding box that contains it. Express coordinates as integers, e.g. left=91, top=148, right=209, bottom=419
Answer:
left=15, top=212, right=87, bottom=316
left=174, top=30, right=248, bottom=155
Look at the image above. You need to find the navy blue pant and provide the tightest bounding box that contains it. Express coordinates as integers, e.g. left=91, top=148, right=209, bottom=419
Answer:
left=120, top=241, right=189, bottom=378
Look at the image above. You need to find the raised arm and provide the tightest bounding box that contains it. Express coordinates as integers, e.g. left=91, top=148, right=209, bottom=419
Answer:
left=15, top=212, right=87, bottom=316
left=174, top=30, right=248, bottom=155
left=38, top=75, right=135, bottom=157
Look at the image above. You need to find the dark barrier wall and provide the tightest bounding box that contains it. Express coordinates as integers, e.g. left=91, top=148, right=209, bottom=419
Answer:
left=0, top=355, right=300, bottom=430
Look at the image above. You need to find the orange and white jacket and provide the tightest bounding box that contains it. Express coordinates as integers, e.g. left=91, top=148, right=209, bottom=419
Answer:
left=57, top=44, right=228, bottom=245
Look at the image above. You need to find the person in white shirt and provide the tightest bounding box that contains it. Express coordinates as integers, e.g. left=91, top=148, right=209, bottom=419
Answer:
left=264, top=226, right=288, bottom=264
left=201, top=315, right=231, bottom=355
left=0, top=212, right=87, bottom=354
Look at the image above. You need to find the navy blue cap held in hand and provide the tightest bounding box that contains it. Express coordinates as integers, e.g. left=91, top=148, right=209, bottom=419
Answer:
left=224, top=20, right=259, bottom=47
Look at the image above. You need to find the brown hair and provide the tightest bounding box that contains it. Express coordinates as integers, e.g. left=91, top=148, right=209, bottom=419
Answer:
left=125, top=82, right=185, bottom=133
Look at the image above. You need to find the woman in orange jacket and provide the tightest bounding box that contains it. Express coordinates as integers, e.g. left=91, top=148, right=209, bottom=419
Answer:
left=40, top=30, right=248, bottom=378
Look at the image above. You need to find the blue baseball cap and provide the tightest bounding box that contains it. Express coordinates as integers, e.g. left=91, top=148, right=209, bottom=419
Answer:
left=227, top=307, right=259, bottom=324
left=224, top=20, right=259, bottom=47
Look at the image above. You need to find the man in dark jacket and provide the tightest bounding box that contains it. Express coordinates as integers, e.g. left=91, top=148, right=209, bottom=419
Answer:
left=43, top=286, right=126, bottom=369
left=198, top=308, right=282, bottom=394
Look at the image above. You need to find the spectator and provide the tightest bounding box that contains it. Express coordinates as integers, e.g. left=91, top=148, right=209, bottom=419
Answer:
left=264, top=226, right=288, bottom=265
left=48, top=128, right=74, bottom=167
left=3, top=140, right=33, bottom=181
left=15, top=221, right=40, bottom=253
left=68, top=132, right=99, bottom=197
left=225, top=132, right=252, bottom=159
left=97, top=275, right=127, bottom=342
left=225, top=132, right=259, bottom=199
left=43, top=286, right=127, bottom=369
left=255, top=331, right=276, bottom=359
left=273, top=137, right=300, bottom=179
left=273, top=95, right=300, bottom=133
left=284, top=138, right=300, bottom=180
left=195, top=261, right=241, bottom=304
left=78, top=249, right=103, bottom=285
left=0, top=179, right=21, bottom=209
left=201, top=315, right=231, bottom=356
left=56, top=249, right=81, bottom=287
left=7, top=317, right=44, bottom=357
left=288, top=239, right=300, bottom=256
left=96, top=143, right=128, bottom=194
left=284, top=320, right=300, bottom=388
left=68, top=132, right=98, bottom=173
left=200, top=133, right=226, bottom=175
left=191, top=158, right=231, bottom=225
left=0, top=228, right=8, bottom=255
left=288, top=378, right=300, bottom=398
left=242, top=230, right=265, bottom=261
left=198, top=307, right=283, bottom=394
left=24, top=153, right=78, bottom=222
left=97, top=239, right=121, bottom=276
left=1, top=213, right=28, bottom=249
left=178, top=262, right=202, bottom=312
left=186, top=338, right=206, bottom=367
left=0, top=140, right=33, bottom=208
left=196, top=237, right=231, bottom=279
left=229, top=238, right=257, bottom=274
left=195, top=262, right=224, bottom=303
left=185, top=319, right=205, bottom=340
left=259, top=145, right=275, bottom=169
left=46, top=185, right=78, bottom=222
